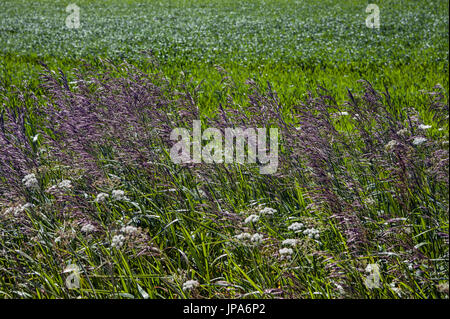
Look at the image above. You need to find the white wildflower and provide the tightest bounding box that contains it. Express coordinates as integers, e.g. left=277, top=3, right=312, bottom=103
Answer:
left=244, top=214, right=260, bottom=224
left=111, top=190, right=128, bottom=201
left=250, top=233, right=264, bottom=245
left=58, top=180, right=72, bottom=190
left=303, top=228, right=320, bottom=239
left=4, top=203, right=35, bottom=217
left=111, top=234, right=126, bottom=248
left=182, top=280, right=200, bottom=291
left=81, top=223, right=96, bottom=234
left=287, top=222, right=304, bottom=232
left=412, top=137, right=427, bottom=145
left=235, top=233, right=252, bottom=241
left=418, top=124, right=432, bottom=130
left=279, top=248, right=294, bottom=259
left=121, top=225, right=138, bottom=235
left=337, top=111, right=348, bottom=116
left=259, top=207, right=276, bottom=216
left=396, top=128, right=408, bottom=136
left=22, top=173, right=39, bottom=190
left=95, top=192, right=109, bottom=203
left=282, top=238, right=298, bottom=247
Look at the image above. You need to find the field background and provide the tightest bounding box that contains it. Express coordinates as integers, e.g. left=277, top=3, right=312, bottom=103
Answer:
left=0, top=0, right=448, bottom=299
left=1, top=0, right=448, bottom=109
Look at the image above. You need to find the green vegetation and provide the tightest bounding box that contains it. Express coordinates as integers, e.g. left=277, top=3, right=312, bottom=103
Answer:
left=0, top=0, right=448, bottom=299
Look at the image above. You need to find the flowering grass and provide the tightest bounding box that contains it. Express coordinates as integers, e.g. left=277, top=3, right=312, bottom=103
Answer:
left=0, top=0, right=448, bottom=299
left=0, top=59, right=448, bottom=299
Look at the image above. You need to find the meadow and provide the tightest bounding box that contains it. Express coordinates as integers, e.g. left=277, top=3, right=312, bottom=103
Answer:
left=0, top=0, right=448, bottom=299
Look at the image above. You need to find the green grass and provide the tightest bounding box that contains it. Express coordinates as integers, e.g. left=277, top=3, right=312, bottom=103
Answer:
left=1, top=0, right=448, bottom=109
left=0, top=0, right=448, bottom=299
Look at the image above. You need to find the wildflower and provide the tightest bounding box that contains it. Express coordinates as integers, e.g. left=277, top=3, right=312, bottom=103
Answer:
left=58, top=180, right=72, bottom=189
left=412, top=137, right=427, bottom=145
left=418, top=124, right=432, bottom=130
left=111, top=234, right=126, bottom=248
left=81, top=223, right=96, bottom=234
left=282, top=238, right=298, bottom=247
left=4, top=203, right=35, bottom=217
left=22, top=173, right=39, bottom=190
left=121, top=225, right=138, bottom=235
left=279, top=248, right=294, bottom=259
left=303, top=228, right=320, bottom=239
left=235, top=233, right=252, bottom=241
left=250, top=233, right=264, bottom=245
left=337, top=111, right=348, bottom=116
left=182, top=280, right=200, bottom=291
left=95, top=192, right=109, bottom=203
left=384, top=140, right=397, bottom=152
left=244, top=214, right=260, bottom=224
left=111, top=190, right=128, bottom=201
left=259, top=207, right=276, bottom=216
left=287, top=222, right=304, bottom=232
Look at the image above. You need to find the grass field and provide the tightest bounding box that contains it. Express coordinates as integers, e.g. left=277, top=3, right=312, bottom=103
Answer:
left=0, top=0, right=448, bottom=299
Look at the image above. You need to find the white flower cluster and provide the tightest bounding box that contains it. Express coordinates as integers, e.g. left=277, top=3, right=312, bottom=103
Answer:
left=47, top=179, right=73, bottom=193
left=3, top=203, right=35, bottom=217
left=303, top=227, right=320, bottom=239
left=58, top=180, right=72, bottom=189
left=81, top=223, right=96, bottom=234
left=120, top=225, right=138, bottom=235
left=182, top=280, right=200, bottom=291
left=234, top=232, right=264, bottom=245
left=396, top=128, right=408, bottom=136
left=95, top=192, right=109, bottom=203
left=282, top=238, right=298, bottom=247
left=111, top=234, right=126, bottom=248
left=412, top=137, right=427, bottom=145
left=22, top=173, right=39, bottom=190
left=235, top=233, right=251, bottom=241
left=259, top=206, right=276, bottom=216
left=287, top=222, right=304, bottom=232
left=279, top=248, right=294, bottom=260
left=111, top=190, right=129, bottom=201
left=418, top=124, right=432, bottom=130
left=250, top=233, right=264, bottom=245
left=244, top=214, right=260, bottom=224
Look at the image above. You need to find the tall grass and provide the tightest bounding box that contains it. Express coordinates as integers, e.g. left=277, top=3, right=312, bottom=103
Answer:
left=0, top=59, right=448, bottom=298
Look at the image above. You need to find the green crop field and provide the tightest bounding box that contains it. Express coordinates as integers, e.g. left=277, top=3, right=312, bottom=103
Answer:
left=0, top=0, right=448, bottom=300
